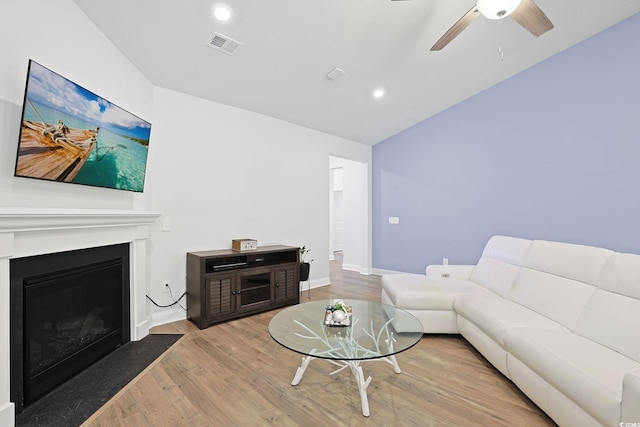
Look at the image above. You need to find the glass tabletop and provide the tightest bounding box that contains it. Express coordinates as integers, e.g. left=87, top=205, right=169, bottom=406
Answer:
left=269, top=299, right=423, bottom=361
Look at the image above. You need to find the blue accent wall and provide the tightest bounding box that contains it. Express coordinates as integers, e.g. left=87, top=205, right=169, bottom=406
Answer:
left=373, top=13, right=640, bottom=273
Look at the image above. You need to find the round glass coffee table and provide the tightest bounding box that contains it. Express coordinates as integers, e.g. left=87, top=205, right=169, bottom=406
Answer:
left=269, top=299, right=423, bottom=416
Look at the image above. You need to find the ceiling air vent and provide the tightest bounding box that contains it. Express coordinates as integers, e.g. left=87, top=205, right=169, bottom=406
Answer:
left=207, top=32, right=242, bottom=56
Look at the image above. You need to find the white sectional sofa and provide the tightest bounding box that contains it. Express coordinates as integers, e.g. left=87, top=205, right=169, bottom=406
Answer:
left=381, top=236, right=640, bottom=427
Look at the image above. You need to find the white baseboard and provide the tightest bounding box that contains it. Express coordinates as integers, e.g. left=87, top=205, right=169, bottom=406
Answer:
left=371, top=267, right=407, bottom=276
left=300, top=276, right=330, bottom=292
left=342, top=264, right=378, bottom=276
left=342, top=263, right=361, bottom=273
left=150, top=307, right=186, bottom=329
left=0, top=401, right=14, bottom=427
left=359, top=266, right=374, bottom=275
left=314, top=276, right=331, bottom=287
left=134, top=318, right=150, bottom=341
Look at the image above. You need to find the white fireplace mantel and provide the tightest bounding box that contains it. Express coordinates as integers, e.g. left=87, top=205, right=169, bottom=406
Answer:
left=0, top=207, right=162, bottom=426
left=0, top=207, right=162, bottom=233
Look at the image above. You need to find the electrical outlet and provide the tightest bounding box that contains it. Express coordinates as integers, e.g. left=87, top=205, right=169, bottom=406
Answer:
left=162, top=280, right=170, bottom=292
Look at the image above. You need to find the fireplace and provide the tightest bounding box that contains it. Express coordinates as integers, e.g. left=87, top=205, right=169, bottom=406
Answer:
left=0, top=208, right=160, bottom=423
left=10, top=244, right=130, bottom=413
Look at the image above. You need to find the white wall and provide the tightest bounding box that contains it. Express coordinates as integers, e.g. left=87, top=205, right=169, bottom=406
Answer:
left=0, top=0, right=373, bottom=328
left=0, top=1, right=155, bottom=424
left=343, top=159, right=368, bottom=273
left=0, top=0, right=154, bottom=211
left=0, top=1, right=373, bottom=422
left=329, top=165, right=345, bottom=255
left=142, top=88, right=372, bottom=322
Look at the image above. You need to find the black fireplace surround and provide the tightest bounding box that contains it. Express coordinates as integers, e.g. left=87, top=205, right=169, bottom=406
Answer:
left=10, top=244, right=130, bottom=414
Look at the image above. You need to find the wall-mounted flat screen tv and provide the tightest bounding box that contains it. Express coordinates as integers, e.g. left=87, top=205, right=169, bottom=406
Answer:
left=14, top=60, right=151, bottom=192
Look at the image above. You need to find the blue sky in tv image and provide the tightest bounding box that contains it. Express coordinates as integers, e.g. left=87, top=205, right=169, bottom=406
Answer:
left=22, top=61, right=150, bottom=191
left=26, top=61, right=151, bottom=141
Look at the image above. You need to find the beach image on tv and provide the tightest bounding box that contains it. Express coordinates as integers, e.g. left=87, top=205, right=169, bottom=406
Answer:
left=14, top=60, right=151, bottom=192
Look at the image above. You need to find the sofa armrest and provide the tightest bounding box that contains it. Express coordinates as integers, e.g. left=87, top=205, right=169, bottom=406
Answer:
left=426, top=264, right=475, bottom=279
left=622, top=369, right=640, bottom=423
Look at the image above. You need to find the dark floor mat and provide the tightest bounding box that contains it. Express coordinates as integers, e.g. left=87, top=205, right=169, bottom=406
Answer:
left=16, top=333, right=182, bottom=427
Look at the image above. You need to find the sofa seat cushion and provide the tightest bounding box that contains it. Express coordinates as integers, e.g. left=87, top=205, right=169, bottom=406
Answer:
left=381, top=274, right=493, bottom=311
left=454, top=295, right=569, bottom=347
left=505, top=327, right=640, bottom=427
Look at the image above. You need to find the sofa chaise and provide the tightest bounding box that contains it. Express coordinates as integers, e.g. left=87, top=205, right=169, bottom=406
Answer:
left=381, top=235, right=640, bottom=427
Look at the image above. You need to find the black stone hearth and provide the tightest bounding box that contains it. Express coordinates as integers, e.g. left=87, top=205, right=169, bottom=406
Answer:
left=15, top=333, right=182, bottom=427
left=10, top=244, right=130, bottom=415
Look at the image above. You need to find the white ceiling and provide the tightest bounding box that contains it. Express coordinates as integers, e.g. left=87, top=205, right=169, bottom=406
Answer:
left=73, top=0, right=640, bottom=145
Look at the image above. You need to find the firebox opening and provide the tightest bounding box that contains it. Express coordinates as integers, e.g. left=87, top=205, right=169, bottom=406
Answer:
left=10, top=243, right=130, bottom=414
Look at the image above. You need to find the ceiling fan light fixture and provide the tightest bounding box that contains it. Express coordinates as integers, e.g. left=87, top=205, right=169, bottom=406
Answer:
left=477, top=0, right=522, bottom=20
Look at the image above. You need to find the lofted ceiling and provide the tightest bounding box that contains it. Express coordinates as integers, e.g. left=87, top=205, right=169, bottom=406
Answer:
left=73, top=0, right=640, bottom=145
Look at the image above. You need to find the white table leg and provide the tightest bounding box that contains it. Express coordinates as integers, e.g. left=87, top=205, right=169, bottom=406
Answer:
left=292, top=356, right=401, bottom=416
left=388, top=354, right=401, bottom=374
left=384, top=336, right=402, bottom=374
left=291, top=355, right=314, bottom=385
left=354, top=364, right=372, bottom=417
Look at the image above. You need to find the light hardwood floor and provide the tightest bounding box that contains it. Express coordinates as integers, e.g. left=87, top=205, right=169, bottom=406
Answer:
left=83, top=254, right=556, bottom=426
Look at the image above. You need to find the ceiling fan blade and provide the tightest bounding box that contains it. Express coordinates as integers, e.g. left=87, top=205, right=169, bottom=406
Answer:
left=510, top=0, right=554, bottom=37
left=430, top=6, right=481, bottom=51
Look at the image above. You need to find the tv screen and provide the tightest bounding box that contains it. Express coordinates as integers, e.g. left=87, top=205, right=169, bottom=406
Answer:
left=14, top=60, right=151, bottom=192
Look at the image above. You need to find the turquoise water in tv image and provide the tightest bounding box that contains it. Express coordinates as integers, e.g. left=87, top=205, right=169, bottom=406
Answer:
left=22, top=101, right=149, bottom=192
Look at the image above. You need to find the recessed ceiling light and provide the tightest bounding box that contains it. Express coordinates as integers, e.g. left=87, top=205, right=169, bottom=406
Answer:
left=213, top=4, right=232, bottom=21
left=372, top=88, right=385, bottom=99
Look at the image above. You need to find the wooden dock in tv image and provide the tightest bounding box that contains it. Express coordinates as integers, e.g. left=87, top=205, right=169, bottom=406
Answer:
left=16, top=118, right=98, bottom=183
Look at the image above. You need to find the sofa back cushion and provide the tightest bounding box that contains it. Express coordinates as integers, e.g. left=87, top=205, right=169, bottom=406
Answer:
left=524, top=240, right=613, bottom=286
left=595, top=252, right=640, bottom=299
left=574, top=253, right=640, bottom=362
left=508, top=268, right=598, bottom=330
left=506, top=240, right=613, bottom=330
left=470, top=235, right=531, bottom=296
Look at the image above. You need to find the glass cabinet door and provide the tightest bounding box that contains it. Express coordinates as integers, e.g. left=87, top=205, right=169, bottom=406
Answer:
left=237, top=269, right=273, bottom=311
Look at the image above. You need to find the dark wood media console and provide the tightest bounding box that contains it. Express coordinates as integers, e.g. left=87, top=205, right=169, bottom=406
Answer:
left=186, top=245, right=300, bottom=329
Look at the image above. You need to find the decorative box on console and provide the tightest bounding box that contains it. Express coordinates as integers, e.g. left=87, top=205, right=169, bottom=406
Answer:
left=232, top=239, right=257, bottom=251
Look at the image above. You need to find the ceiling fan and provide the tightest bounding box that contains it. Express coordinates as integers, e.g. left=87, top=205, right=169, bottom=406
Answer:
left=394, top=0, right=554, bottom=51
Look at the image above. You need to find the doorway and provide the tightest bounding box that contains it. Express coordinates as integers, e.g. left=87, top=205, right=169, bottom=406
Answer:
left=329, top=156, right=369, bottom=274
